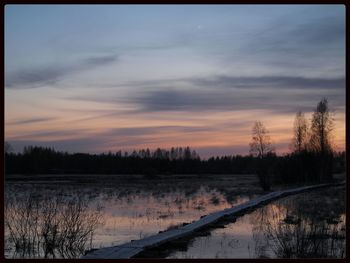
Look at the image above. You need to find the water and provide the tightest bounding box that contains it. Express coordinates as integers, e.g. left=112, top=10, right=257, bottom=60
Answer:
left=166, top=185, right=345, bottom=259
left=92, top=185, right=251, bottom=247
left=5, top=174, right=260, bottom=258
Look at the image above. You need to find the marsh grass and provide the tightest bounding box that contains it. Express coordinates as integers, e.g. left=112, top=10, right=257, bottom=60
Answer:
left=252, top=186, right=345, bottom=258
left=257, top=209, right=345, bottom=258
left=5, top=193, right=104, bottom=258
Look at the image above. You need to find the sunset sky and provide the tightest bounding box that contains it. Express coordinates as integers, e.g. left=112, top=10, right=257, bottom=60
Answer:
left=5, top=5, right=345, bottom=157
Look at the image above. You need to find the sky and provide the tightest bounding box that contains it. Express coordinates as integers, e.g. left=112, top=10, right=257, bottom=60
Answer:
left=5, top=5, right=346, bottom=157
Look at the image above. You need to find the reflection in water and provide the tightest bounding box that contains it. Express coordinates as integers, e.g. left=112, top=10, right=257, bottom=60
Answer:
left=5, top=176, right=255, bottom=258
left=251, top=186, right=345, bottom=258
left=167, top=186, right=345, bottom=259
left=96, top=186, right=250, bottom=247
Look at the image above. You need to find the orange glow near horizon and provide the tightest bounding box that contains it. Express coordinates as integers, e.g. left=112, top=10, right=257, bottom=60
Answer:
left=5, top=96, right=346, bottom=157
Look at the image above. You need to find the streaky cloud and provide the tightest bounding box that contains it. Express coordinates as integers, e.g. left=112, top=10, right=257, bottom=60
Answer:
left=189, top=75, right=345, bottom=90
left=66, top=74, right=345, bottom=114
left=129, top=75, right=344, bottom=113
left=243, top=13, right=345, bottom=56
left=102, top=125, right=210, bottom=137
left=9, top=128, right=89, bottom=140
left=6, top=117, right=56, bottom=125
left=5, top=54, right=118, bottom=89
left=83, top=55, right=118, bottom=66
left=91, top=75, right=345, bottom=92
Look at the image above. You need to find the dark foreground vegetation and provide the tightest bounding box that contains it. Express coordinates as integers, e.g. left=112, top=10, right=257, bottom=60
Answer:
left=5, top=193, right=103, bottom=258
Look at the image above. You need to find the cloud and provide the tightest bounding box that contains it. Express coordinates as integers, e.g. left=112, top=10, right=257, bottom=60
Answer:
left=102, top=125, right=210, bottom=137
left=65, top=74, right=345, bottom=115
left=292, top=15, right=345, bottom=46
left=131, top=89, right=281, bottom=112
left=245, top=13, right=344, bottom=56
left=189, top=75, right=345, bottom=90
left=83, top=55, right=117, bottom=66
left=5, top=54, right=118, bottom=89
left=6, top=117, right=56, bottom=125
left=75, top=74, right=346, bottom=94
left=210, top=11, right=345, bottom=78
left=8, top=128, right=89, bottom=140
left=128, top=75, right=345, bottom=113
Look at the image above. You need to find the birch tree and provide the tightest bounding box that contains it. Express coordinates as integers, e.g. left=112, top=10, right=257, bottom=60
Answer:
left=249, top=121, right=275, bottom=158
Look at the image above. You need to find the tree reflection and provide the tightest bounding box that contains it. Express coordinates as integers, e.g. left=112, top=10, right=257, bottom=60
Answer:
left=251, top=187, right=345, bottom=258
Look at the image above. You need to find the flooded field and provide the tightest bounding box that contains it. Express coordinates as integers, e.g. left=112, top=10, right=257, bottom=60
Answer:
left=4, top=173, right=261, bottom=258
left=162, top=185, right=345, bottom=259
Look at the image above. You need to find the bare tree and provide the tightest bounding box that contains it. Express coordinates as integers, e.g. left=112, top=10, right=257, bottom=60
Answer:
left=307, top=98, right=335, bottom=181
left=249, top=121, right=275, bottom=191
left=291, top=111, right=308, bottom=153
left=249, top=121, right=275, bottom=158
left=309, top=98, right=334, bottom=154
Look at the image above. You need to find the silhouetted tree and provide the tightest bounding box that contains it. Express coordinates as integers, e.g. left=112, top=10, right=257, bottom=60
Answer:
left=170, top=147, right=176, bottom=160
left=249, top=121, right=275, bottom=191
left=308, top=98, right=334, bottom=154
left=308, top=98, right=334, bottom=181
left=145, top=148, right=151, bottom=158
left=184, top=146, right=191, bottom=160
left=273, top=99, right=337, bottom=184
left=249, top=121, right=275, bottom=158
left=291, top=111, right=308, bottom=153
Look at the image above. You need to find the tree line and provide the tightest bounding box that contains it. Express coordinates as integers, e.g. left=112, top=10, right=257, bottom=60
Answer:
left=5, top=98, right=345, bottom=186
left=5, top=146, right=259, bottom=175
